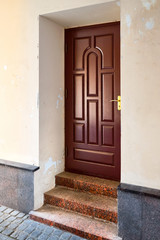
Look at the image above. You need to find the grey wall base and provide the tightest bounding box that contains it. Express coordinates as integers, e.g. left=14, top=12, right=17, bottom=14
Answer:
left=118, top=183, right=160, bottom=240
left=0, top=159, right=39, bottom=213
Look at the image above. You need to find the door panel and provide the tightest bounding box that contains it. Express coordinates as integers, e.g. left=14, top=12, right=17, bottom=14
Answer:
left=65, top=22, right=120, bottom=180
left=73, top=75, right=84, bottom=120
left=101, top=73, right=114, bottom=121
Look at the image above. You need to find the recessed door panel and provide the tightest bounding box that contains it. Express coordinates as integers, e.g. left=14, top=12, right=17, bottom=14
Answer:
left=102, top=73, right=114, bottom=122
left=95, top=34, right=113, bottom=69
left=87, top=53, right=98, bottom=96
left=74, top=124, right=85, bottom=143
left=65, top=22, right=120, bottom=180
left=74, top=148, right=114, bottom=166
left=102, top=125, right=114, bottom=146
left=74, top=75, right=84, bottom=120
left=74, top=37, right=91, bottom=70
left=87, top=100, right=98, bottom=144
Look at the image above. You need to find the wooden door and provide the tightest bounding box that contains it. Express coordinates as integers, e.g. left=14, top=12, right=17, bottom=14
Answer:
left=65, top=22, right=120, bottom=181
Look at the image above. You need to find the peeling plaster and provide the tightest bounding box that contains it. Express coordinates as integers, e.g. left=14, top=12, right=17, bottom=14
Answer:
left=56, top=91, right=63, bottom=109
left=139, top=30, right=144, bottom=36
left=141, top=0, right=156, bottom=10
left=44, top=157, right=56, bottom=174
left=58, top=159, right=62, bottom=165
left=56, top=99, right=60, bottom=109
left=125, top=14, right=132, bottom=28
left=116, top=1, right=120, bottom=7
left=145, top=18, right=154, bottom=30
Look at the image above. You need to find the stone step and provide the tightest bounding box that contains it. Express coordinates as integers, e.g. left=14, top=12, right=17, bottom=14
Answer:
left=56, top=172, right=119, bottom=198
left=44, top=186, right=117, bottom=223
left=30, top=204, right=120, bottom=240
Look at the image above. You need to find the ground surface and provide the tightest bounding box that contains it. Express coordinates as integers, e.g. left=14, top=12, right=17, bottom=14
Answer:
left=0, top=206, right=86, bottom=240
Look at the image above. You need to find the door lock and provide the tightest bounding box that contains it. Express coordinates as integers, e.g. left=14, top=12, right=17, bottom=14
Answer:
left=110, top=96, right=121, bottom=110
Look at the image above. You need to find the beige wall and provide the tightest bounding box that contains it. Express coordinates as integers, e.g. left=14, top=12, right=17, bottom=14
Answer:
left=1, top=0, right=160, bottom=208
left=0, top=0, right=120, bottom=208
left=121, top=0, right=160, bottom=189
left=0, top=1, right=39, bottom=165
left=34, top=17, right=64, bottom=208
left=0, top=0, right=115, bottom=166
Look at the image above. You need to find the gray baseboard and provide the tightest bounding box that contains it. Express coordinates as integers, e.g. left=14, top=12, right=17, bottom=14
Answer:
left=0, top=159, right=39, bottom=213
left=118, top=183, right=160, bottom=240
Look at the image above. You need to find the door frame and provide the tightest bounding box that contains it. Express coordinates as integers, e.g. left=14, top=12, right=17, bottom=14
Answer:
left=64, top=21, right=121, bottom=181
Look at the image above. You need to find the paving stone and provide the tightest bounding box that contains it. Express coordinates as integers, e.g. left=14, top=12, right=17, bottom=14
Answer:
left=4, top=209, right=13, bottom=214
left=17, top=231, right=29, bottom=240
left=0, top=212, right=3, bottom=217
left=17, top=213, right=25, bottom=218
left=10, top=210, right=20, bottom=216
left=17, top=222, right=29, bottom=231
left=9, top=222, right=20, bottom=229
left=13, top=218, right=24, bottom=224
left=0, top=233, right=13, bottom=239
left=6, top=216, right=16, bottom=222
left=1, top=220, right=11, bottom=227
left=10, top=230, right=21, bottom=238
left=22, top=215, right=29, bottom=220
left=30, top=220, right=40, bottom=228
left=0, top=206, right=87, bottom=240
left=24, top=225, right=36, bottom=234
left=0, top=206, right=7, bottom=212
left=37, top=232, right=50, bottom=240
left=36, top=223, right=47, bottom=231
left=43, top=226, right=55, bottom=235
left=70, top=235, right=83, bottom=240
left=0, top=226, right=5, bottom=232
left=2, top=228, right=14, bottom=236
left=1, top=214, right=10, bottom=220
left=53, top=228, right=64, bottom=236
left=60, top=232, right=72, bottom=239
left=22, top=219, right=32, bottom=225
left=30, top=229, right=42, bottom=238
left=48, top=235, right=59, bottom=240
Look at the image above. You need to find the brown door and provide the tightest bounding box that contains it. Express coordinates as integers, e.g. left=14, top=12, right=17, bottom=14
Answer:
left=65, top=22, right=120, bottom=181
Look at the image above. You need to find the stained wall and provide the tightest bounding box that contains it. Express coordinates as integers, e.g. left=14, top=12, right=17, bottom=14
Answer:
left=121, top=0, right=160, bottom=189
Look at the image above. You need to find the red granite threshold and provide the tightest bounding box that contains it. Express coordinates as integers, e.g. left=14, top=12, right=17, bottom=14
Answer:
left=56, top=172, right=119, bottom=198
left=44, top=186, right=117, bottom=223
left=30, top=204, right=118, bottom=240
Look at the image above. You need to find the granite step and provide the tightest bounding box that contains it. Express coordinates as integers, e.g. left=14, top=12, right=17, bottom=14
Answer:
left=56, top=172, right=119, bottom=198
left=44, top=186, right=117, bottom=223
left=30, top=204, right=120, bottom=240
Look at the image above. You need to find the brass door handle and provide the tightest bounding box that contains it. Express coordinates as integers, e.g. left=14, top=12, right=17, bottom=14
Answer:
left=109, top=96, right=121, bottom=110
left=110, top=100, right=118, bottom=102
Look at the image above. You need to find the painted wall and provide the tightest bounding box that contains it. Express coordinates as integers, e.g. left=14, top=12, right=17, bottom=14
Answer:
left=0, top=0, right=114, bottom=166
left=121, top=0, right=160, bottom=189
left=0, top=1, right=39, bottom=165
left=34, top=17, right=64, bottom=208
left=0, top=0, right=120, bottom=208
left=1, top=0, right=160, bottom=208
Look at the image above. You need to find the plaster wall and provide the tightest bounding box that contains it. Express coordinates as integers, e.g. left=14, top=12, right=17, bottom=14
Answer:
left=1, top=0, right=160, bottom=209
left=0, top=0, right=120, bottom=208
left=0, top=0, right=115, bottom=166
left=0, top=1, right=39, bottom=165
left=121, top=0, right=160, bottom=189
left=34, top=16, right=64, bottom=208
